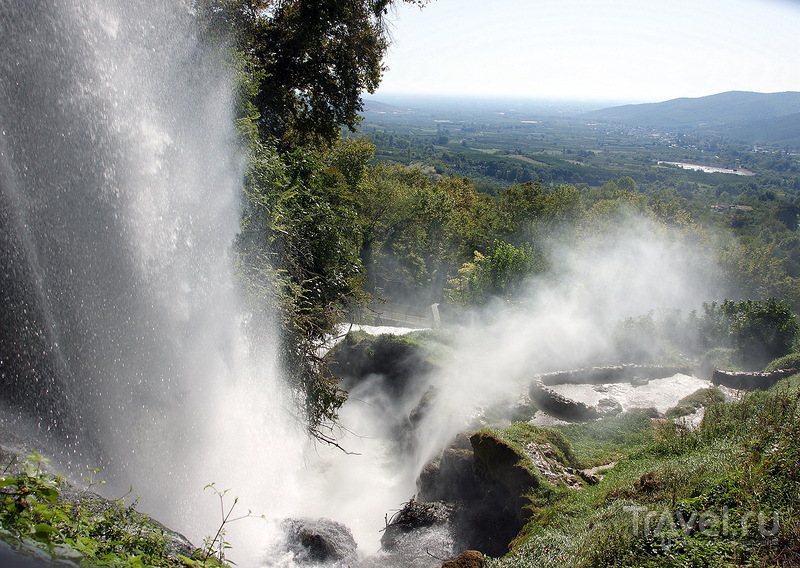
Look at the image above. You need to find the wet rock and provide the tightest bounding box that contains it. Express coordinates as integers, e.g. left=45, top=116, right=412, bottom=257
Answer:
left=408, top=385, right=437, bottom=428
left=440, top=549, right=484, bottom=568
left=711, top=368, right=798, bottom=390
left=470, top=432, right=540, bottom=501
left=418, top=448, right=480, bottom=503
left=538, top=365, right=691, bottom=386
left=596, top=397, right=623, bottom=416
left=408, top=428, right=586, bottom=559
left=283, top=518, right=357, bottom=564
left=529, top=379, right=600, bottom=421
left=381, top=499, right=453, bottom=551
left=325, top=331, right=434, bottom=397
left=406, top=433, right=532, bottom=558
left=460, top=432, right=541, bottom=556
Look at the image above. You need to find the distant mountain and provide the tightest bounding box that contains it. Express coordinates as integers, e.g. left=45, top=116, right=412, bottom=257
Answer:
left=584, top=91, right=800, bottom=128
left=361, top=98, right=412, bottom=114
left=583, top=91, right=800, bottom=148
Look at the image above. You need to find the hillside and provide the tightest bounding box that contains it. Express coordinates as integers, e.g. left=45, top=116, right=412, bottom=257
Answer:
left=361, top=98, right=412, bottom=115
left=716, top=110, right=800, bottom=148
left=585, top=91, right=800, bottom=129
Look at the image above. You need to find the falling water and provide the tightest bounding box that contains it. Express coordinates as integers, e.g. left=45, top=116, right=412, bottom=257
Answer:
left=0, top=0, right=303, bottom=562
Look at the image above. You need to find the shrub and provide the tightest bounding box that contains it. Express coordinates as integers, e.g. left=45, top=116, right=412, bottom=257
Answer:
left=763, top=351, right=800, bottom=371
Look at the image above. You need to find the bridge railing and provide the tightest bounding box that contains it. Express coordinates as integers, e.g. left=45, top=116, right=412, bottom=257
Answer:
left=365, top=303, right=441, bottom=329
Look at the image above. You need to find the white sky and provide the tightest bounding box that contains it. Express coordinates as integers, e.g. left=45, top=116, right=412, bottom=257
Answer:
left=375, top=0, right=800, bottom=103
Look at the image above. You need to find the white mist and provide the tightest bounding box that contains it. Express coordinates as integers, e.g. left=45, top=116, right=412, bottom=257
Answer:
left=0, top=1, right=304, bottom=564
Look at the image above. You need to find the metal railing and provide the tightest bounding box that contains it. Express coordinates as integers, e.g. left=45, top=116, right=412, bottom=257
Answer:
left=367, top=303, right=440, bottom=328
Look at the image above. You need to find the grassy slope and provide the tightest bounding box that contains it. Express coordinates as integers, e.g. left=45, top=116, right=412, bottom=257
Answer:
left=487, top=375, right=800, bottom=568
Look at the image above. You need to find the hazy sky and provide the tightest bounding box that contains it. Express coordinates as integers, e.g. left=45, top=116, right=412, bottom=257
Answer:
left=375, top=0, right=800, bottom=104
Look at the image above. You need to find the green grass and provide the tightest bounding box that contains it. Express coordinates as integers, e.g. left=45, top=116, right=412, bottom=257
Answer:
left=486, top=375, right=800, bottom=568
left=556, top=409, right=658, bottom=467
left=664, top=387, right=725, bottom=419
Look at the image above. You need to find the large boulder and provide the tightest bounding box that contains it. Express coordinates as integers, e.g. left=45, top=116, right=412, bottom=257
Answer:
left=381, top=499, right=453, bottom=551
left=282, top=518, right=357, bottom=565
left=417, top=447, right=481, bottom=503
left=406, top=426, right=581, bottom=559
left=325, top=331, right=436, bottom=397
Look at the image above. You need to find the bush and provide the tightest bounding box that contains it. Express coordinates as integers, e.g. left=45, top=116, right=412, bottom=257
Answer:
left=763, top=351, right=800, bottom=371
left=0, top=453, right=203, bottom=567
left=694, top=300, right=799, bottom=370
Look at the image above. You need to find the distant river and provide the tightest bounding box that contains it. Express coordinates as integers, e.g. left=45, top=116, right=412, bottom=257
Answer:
left=657, top=161, right=755, bottom=176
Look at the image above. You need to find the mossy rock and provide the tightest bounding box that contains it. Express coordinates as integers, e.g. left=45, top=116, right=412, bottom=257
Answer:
left=470, top=430, right=543, bottom=515
left=495, top=423, right=579, bottom=470
left=465, top=427, right=572, bottom=555
left=440, top=549, right=484, bottom=568
left=326, top=331, right=439, bottom=395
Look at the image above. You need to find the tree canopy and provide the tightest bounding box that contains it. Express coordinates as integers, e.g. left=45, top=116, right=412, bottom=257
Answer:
left=197, top=0, right=429, bottom=149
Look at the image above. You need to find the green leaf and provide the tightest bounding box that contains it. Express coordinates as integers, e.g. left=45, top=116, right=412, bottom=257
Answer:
left=0, top=476, right=18, bottom=487
left=35, top=486, right=59, bottom=504
left=27, top=451, right=49, bottom=464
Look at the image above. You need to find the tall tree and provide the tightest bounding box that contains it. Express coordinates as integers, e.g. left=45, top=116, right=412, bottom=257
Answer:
left=198, top=0, right=429, bottom=149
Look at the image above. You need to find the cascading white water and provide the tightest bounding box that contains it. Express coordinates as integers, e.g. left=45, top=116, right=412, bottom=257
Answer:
left=0, top=0, right=305, bottom=563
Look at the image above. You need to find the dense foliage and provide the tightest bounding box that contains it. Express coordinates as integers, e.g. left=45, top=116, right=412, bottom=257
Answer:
left=196, top=0, right=428, bottom=150
left=192, top=0, right=432, bottom=442
left=610, top=298, right=799, bottom=371
left=0, top=454, right=222, bottom=567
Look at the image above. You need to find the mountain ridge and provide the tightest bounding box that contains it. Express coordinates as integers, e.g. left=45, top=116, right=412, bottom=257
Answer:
left=584, top=90, right=800, bottom=148
left=585, top=91, right=800, bottom=127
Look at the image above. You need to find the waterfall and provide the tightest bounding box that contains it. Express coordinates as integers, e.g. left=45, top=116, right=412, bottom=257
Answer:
left=0, top=0, right=302, bottom=561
